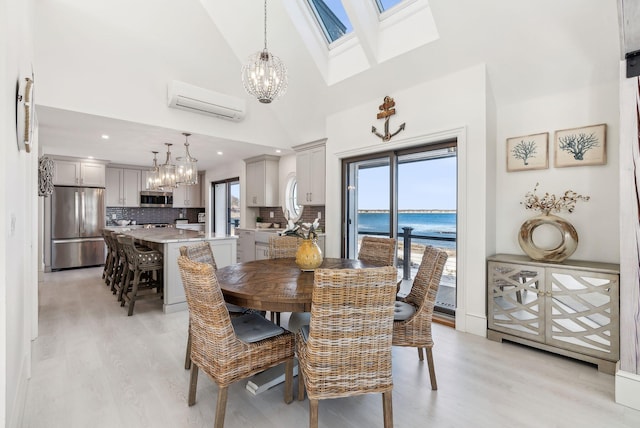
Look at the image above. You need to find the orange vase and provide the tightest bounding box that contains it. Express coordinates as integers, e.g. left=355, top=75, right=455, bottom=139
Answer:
left=295, top=238, right=323, bottom=271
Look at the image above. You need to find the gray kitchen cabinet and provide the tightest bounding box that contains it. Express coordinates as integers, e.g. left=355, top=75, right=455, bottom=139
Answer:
left=173, top=181, right=202, bottom=208
left=294, top=140, right=325, bottom=205
left=487, top=254, right=619, bottom=374
left=52, top=158, right=106, bottom=187
left=244, top=155, right=279, bottom=207
left=105, top=167, right=140, bottom=207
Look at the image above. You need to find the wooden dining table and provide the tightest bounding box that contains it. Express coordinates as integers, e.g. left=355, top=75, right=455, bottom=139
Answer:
left=216, top=257, right=379, bottom=314
left=216, top=257, right=382, bottom=395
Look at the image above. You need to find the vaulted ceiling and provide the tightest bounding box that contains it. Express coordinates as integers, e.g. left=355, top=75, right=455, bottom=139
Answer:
left=34, top=0, right=622, bottom=171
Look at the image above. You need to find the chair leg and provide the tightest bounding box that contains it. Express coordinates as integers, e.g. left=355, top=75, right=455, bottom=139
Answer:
left=284, top=359, right=293, bottom=404
left=269, top=311, right=281, bottom=325
left=188, top=364, right=199, bottom=406
left=382, top=391, right=393, bottom=428
left=119, top=268, right=130, bottom=306
left=309, top=399, right=319, bottom=428
left=184, top=323, right=192, bottom=370
left=425, top=347, right=438, bottom=390
left=214, top=386, right=228, bottom=428
left=417, top=347, right=424, bottom=361
left=297, top=367, right=305, bottom=401
left=127, top=270, right=142, bottom=316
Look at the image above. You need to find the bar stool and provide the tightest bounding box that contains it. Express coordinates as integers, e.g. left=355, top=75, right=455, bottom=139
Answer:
left=102, top=229, right=116, bottom=285
left=110, top=231, right=150, bottom=300
left=109, top=231, right=127, bottom=299
left=117, top=235, right=164, bottom=316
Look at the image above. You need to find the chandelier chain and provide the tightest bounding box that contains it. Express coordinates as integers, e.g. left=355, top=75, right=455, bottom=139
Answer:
left=264, top=0, right=268, bottom=51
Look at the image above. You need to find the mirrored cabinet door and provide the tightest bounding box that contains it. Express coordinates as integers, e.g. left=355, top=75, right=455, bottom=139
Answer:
left=546, top=268, right=619, bottom=361
left=488, top=262, right=545, bottom=342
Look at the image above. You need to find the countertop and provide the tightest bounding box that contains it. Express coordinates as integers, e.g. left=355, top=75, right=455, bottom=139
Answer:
left=106, top=227, right=236, bottom=244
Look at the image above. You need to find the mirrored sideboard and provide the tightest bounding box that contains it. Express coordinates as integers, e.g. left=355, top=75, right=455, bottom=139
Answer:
left=487, top=254, right=619, bottom=374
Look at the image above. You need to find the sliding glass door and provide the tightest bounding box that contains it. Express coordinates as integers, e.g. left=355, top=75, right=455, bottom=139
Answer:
left=343, top=141, right=457, bottom=316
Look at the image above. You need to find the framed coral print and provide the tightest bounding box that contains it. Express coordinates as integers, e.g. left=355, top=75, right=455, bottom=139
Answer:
left=506, top=132, right=549, bottom=172
left=554, top=124, right=606, bottom=167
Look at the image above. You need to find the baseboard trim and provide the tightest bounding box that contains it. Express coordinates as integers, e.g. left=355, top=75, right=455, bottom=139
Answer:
left=616, top=368, right=640, bottom=410
left=8, top=355, right=28, bottom=428
left=463, top=312, right=487, bottom=337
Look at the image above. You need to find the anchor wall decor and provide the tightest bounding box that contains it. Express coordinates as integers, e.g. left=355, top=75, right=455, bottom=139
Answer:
left=371, top=96, right=405, bottom=142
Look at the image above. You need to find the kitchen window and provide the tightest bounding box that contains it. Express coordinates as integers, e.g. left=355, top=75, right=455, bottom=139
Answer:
left=213, top=178, right=240, bottom=235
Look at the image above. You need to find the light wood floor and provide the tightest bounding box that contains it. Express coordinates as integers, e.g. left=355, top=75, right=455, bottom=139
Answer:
left=23, top=267, right=640, bottom=428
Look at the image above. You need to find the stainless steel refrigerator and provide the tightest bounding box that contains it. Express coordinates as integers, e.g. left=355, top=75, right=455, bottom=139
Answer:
left=51, top=186, right=106, bottom=270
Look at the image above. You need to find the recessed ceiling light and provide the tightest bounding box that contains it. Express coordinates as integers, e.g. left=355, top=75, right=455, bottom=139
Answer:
left=275, top=149, right=281, bottom=153
left=87, top=156, right=94, bottom=159
left=101, top=134, right=109, bottom=139
left=217, top=151, right=223, bottom=155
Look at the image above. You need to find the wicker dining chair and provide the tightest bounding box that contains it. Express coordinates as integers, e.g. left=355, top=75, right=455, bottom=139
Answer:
left=296, top=266, right=398, bottom=428
left=358, top=236, right=397, bottom=266
left=288, top=235, right=396, bottom=333
left=179, top=242, right=250, bottom=370
left=177, top=256, right=295, bottom=428
left=267, top=235, right=300, bottom=325
left=392, top=245, right=448, bottom=390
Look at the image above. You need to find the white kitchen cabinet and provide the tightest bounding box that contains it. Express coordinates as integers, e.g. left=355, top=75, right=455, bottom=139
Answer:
left=487, top=254, right=620, bottom=374
left=255, top=242, right=270, bottom=260
left=236, top=228, right=255, bottom=263
left=294, top=140, right=325, bottom=205
left=173, top=182, right=202, bottom=208
left=105, top=167, right=141, bottom=207
left=52, top=159, right=106, bottom=187
left=245, top=155, right=279, bottom=207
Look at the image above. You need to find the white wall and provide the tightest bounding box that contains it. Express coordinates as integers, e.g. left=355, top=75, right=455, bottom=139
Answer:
left=325, top=64, right=491, bottom=335
left=34, top=0, right=294, bottom=150
left=496, top=80, right=620, bottom=263
left=1, top=0, right=38, bottom=426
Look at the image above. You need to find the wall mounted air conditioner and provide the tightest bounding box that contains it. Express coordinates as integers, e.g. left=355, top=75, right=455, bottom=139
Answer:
left=167, top=80, right=246, bottom=122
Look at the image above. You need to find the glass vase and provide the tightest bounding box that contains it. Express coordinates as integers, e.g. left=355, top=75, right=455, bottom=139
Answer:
left=295, top=238, right=323, bottom=271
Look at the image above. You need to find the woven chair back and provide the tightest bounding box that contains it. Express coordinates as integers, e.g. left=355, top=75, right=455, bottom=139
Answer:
left=268, top=235, right=300, bottom=259
left=177, top=257, right=237, bottom=355
left=302, top=265, right=398, bottom=398
left=358, top=236, right=396, bottom=266
left=179, top=242, right=217, bottom=271
left=117, top=235, right=162, bottom=270
left=404, top=245, right=448, bottom=311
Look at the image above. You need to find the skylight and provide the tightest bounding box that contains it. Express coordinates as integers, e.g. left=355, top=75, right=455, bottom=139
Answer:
left=375, top=0, right=405, bottom=13
left=307, top=0, right=353, bottom=44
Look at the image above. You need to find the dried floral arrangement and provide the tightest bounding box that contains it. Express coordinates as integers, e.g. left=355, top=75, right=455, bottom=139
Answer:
left=521, top=183, right=590, bottom=215
left=283, top=210, right=320, bottom=240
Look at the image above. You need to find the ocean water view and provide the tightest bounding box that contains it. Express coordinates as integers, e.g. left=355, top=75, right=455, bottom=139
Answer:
left=358, top=211, right=457, bottom=250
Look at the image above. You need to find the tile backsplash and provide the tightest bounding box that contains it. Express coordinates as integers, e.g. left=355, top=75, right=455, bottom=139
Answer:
left=106, top=207, right=204, bottom=226
left=258, top=206, right=325, bottom=231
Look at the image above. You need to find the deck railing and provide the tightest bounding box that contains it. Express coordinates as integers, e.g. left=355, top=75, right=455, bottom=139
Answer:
left=359, top=227, right=456, bottom=280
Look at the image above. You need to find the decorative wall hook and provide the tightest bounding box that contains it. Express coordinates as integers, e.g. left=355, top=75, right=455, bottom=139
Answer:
left=371, top=96, right=405, bottom=142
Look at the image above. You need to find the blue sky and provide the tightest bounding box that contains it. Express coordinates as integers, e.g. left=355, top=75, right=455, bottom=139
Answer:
left=358, top=157, right=457, bottom=210
left=323, top=0, right=405, bottom=29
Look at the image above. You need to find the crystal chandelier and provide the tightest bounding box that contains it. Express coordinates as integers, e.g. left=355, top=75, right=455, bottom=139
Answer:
left=241, top=0, right=287, bottom=103
left=159, top=143, right=177, bottom=189
left=145, top=151, right=162, bottom=190
left=176, top=132, right=198, bottom=186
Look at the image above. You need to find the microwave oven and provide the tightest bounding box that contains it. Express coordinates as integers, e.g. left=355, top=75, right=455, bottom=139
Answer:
left=140, top=191, right=173, bottom=207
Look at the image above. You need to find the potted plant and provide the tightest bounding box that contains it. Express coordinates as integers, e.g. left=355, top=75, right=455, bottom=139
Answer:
left=256, top=216, right=271, bottom=228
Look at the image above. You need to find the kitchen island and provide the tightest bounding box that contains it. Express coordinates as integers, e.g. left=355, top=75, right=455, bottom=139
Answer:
left=109, top=227, right=237, bottom=313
